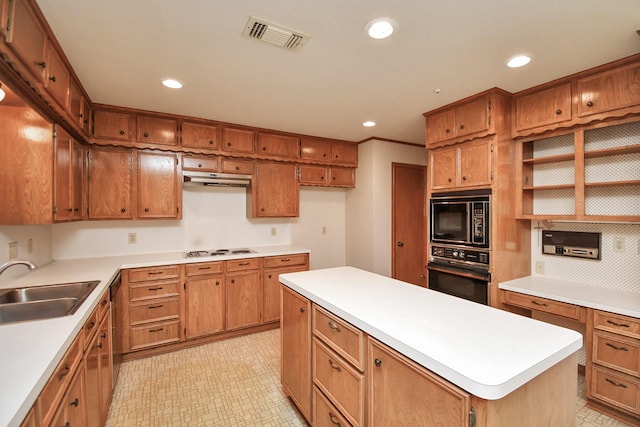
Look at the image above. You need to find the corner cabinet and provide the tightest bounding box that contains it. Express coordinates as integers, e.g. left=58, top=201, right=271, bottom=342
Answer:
left=249, top=161, right=299, bottom=217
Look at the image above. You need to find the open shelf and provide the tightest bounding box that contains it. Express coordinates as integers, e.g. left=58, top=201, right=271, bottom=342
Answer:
left=523, top=184, right=575, bottom=191
left=523, top=153, right=575, bottom=165
left=584, top=143, right=640, bottom=159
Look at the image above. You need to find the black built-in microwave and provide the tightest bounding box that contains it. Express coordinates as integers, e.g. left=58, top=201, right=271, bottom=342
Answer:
left=430, top=191, right=490, bottom=249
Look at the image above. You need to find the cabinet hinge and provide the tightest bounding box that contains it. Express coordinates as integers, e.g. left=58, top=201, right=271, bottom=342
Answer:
left=469, top=407, right=476, bottom=427
left=52, top=129, right=57, bottom=138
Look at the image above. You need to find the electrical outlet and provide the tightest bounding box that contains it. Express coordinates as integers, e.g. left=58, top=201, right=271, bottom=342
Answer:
left=8, top=242, right=18, bottom=259
left=271, top=227, right=276, bottom=236
left=27, top=238, right=33, bottom=254
left=535, top=261, right=545, bottom=275
left=322, top=226, right=327, bottom=235
left=128, top=233, right=137, bottom=244
left=614, top=236, right=624, bottom=253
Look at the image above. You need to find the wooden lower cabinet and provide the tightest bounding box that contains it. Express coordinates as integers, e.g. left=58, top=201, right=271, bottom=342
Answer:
left=185, top=266, right=225, bottom=338
left=281, top=285, right=312, bottom=422
left=85, top=301, right=113, bottom=427
left=50, top=363, right=87, bottom=427
left=313, top=386, right=354, bottom=427
left=263, top=254, right=309, bottom=323
left=226, top=270, right=261, bottom=330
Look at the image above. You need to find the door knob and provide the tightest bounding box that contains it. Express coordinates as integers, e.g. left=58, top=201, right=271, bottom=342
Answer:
left=397, top=241, right=404, bottom=247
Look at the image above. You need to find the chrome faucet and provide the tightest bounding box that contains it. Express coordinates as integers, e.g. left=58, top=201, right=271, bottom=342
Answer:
left=0, top=260, right=37, bottom=276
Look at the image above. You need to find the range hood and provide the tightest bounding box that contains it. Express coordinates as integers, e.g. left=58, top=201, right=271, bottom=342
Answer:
left=183, top=170, right=252, bottom=187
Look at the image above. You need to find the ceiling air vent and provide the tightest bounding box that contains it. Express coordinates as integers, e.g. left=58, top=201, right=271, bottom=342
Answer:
left=242, top=16, right=310, bottom=51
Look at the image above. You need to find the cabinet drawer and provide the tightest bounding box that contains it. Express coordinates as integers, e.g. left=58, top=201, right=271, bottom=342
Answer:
left=130, top=319, right=181, bottom=350
left=313, top=305, right=365, bottom=370
left=182, top=156, right=218, bottom=171
left=98, top=289, right=110, bottom=319
left=502, top=290, right=585, bottom=321
left=593, top=331, right=640, bottom=376
left=313, top=386, right=354, bottom=427
left=130, top=298, right=180, bottom=325
left=313, top=338, right=365, bottom=427
left=220, top=158, right=254, bottom=174
left=594, top=310, right=640, bottom=339
left=39, top=335, right=82, bottom=426
left=263, top=253, right=308, bottom=268
left=127, top=265, right=181, bottom=283
left=185, top=261, right=224, bottom=277
left=590, top=365, right=640, bottom=415
left=130, top=280, right=180, bottom=301
left=226, top=258, right=261, bottom=272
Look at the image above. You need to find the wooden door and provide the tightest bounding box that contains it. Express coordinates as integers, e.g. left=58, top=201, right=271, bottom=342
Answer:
left=185, top=275, right=224, bottom=338
left=458, top=138, right=491, bottom=187
left=425, top=109, right=455, bottom=146
left=429, top=146, right=457, bottom=190
left=281, top=285, right=312, bottom=422
left=222, top=127, right=255, bottom=154
left=181, top=122, right=220, bottom=150
left=252, top=161, right=299, bottom=217
left=392, top=163, right=426, bottom=286
left=225, top=271, right=261, bottom=330
left=5, top=0, right=47, bottom=83
left=53, top=127, right=71, bottom=221
left=368, top=338, right=470, bottom=427
left=137, top=151, right=179, bottom=218
left=88, top=147, right=135, bottom=219
left=136, top=115, right=178, bottom=146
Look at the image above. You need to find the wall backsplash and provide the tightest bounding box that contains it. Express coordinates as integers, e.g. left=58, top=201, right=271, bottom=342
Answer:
left=530, top=222, right=640, bottom=293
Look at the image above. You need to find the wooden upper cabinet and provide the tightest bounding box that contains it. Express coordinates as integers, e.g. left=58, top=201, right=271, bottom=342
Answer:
left=181, top=155, right=218, bottom=172
left=329, top=167, right=355, bottom=187
left=251, top=161, right=299, bottom=217
left=4, top=0, right=47, bottom=83
left=88, top=146, right=135, bottom=219
left=136, top=115, right=178, bottom=146
left=220, top=158, right=254, bottom=174
left=429, top=145, right=457, bottom=190
left=44, top=40, right=70, bottom=110
left=298, top=165, right=328, bottom=185
left=181, top=122, right=220, bottom=150
left=257, top=132, right=299, bottom=159
left=514, top=83, right=572, bottom=133
left=331, top=141, right=358, bottom=166
left=577, top=62, right=640, bottom=118
left=429, top=138, right=491, bottom=191
left=454, top=96, right=490, bottom=138
left=68, top=79, right=89, bottom=132
left=53, top=126, right=84, bottom=222
left=0, top=0, right=9, bottom=38
left=425, top=109, right=456, bottom=145
left=222, top=127, right=255, bottom=154
left=93, top=109, right=134, bottom=141
left=300, top=137, right=331, bottom=162
left=425, top=93, right=493, bottom=146
left=137, top=151, right=180, bottom=218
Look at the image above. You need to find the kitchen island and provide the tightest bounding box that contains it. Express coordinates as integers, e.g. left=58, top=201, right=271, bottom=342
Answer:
left=280, top=266, right=583, bottom=426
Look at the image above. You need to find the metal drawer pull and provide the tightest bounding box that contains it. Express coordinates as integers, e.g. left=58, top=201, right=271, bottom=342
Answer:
left=606, top=320, right=630, bottom=328
left=280, top=258, right=291, bottom=262
left=58, top=365, right=71, bottom=380
left=148, top=305, right=164, bottom=309
left=149, top=328, right=164, bottom=333
left=148, top=271, right=163, bottom=276
left=70, top=398, right=79, bottom=407
left=605, top=342, right=629, bottom=351
left=328, top=321, right=341, bottom=332
left=605, top=378, right=628, bottom=388
left=86, top=321, right=96, bottom=329
left=97, top=342, right=103, bottom=349
left=198, top=266, right=212, bottom=270
left=148, top=287, right=164, bottom=291
left=239, top=262, right=250, bottom=266
left=328, top=412, right=341, bottom=426
left=531, top=300, right=548, bottom=307
left=328, top=359, right=342, bottom=372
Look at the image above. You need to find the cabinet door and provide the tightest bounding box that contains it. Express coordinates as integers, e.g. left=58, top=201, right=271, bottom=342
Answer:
left=137, top=115, right=178, bottom=146
left=225, top=271, right=261, bottom=330
left=263, top=266, right=306, bottom=323
left=257, top=132, right=299, bottom=158
left=88, top=147, right=135, bottom=219
left=44, top=42, right=70, bottom=110
left=222, top=127, right=255, bottom=154
left=281, top=285, right=311, bottom=422
left=299, top=165, right=328, bottom=185
left=458, top=138, right=491, bottom=187
left=70, top=140, right=85, bottom=220
left=68, top=79, right=86, bottom=129
left=93, top=110, right=134, bottom=141
left=137, top=151, right=179, bottom=218
left=429, top=146, right=457, bottom=190
left=454, top=95, right=489, bottom=138
left=5, top=0, right=46, bottom=83
left=182, top=155, right=219, bottom=172
left=53, top=128, right=71, bottom=221
left=185, top=275, right=224, bottom=338
left=329, top=167, right=355, bottom=187
left=368, top=338, right=470, bottom=427
left=181, top=122, right=220, bottom=150
left=577, top=62, right=640, bottom=117
left=220, top=158, right=254, bottom=174
left=0, top=0, right=9, bottom=38
left=85, top=324, right=101, bottom=427
left=426, top=109, right=456, bottom=145
left=300, top=137, right=331, bottom=162
left=50, top=365, right=87, bottom=427
left=252, top=161, right=299, bottom=217
left=331, top=141, right=358, bottom=166
left=98, top=312, right=112, bottom=421
left=514, top=83, right=572, bottom=131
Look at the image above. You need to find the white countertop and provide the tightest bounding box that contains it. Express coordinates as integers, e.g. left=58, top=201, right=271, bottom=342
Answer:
left=499, top=275, right=640, bottom=319
left=279, top=266, right=583, bottom=400
left=0, top=245, right=308, bottom=427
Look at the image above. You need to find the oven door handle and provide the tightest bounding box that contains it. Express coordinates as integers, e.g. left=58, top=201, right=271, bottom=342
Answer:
left=427, top=263, right=491, bottom=282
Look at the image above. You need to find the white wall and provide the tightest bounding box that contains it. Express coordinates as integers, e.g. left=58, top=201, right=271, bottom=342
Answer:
left=346, top=140, right=428, bottom=277
left=0, top=225, right=53, bottom=286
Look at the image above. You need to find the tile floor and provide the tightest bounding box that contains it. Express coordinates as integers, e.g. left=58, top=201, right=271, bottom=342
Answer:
left=106, top=329, right=632, bottom=426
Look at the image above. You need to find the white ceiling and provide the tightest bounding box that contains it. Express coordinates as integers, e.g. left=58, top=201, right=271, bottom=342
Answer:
left=35, top=0, right=640, bottom=145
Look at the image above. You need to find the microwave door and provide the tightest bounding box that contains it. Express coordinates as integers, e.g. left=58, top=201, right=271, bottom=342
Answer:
left=432, top=201, right=471, bottom=244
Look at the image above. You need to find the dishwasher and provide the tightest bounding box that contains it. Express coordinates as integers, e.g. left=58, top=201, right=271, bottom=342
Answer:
left=109, top=271, right=122, bottom=387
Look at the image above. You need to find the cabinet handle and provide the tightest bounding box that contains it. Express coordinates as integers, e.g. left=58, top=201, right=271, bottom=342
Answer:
left=148, top=287, right=164, bottom=291
left=100, top=332, right=107, bottom=339
left=328, top=359, right=342, bottom=372
left=239, top=262, right=250, bottom=266
left=49, top=75, right=57, bottom=82
left=67, top=208, right=73, bottom=212
left=198, top=266, right=212, bottom=270
left=530, top=300, right=548, bottom=307
left=586, top=101, right=594, bottom=107
left=215, top=281, right=220, bottom=285
left=101, top=299, right=108, bottom=306
left=447, top=178, right=452, bottom=182
left=268, top=274, right=272, bottom=279
left=605, top=378, right=628, bottom=388
left=209, top=140, right=214, bottom=145
left=445, top=128, right=450, bottom=134
left=149, top=328, right=164, bottom=333
left=227, top=142, right=232, bottom=146
left=300, top=307, right=305, bottom=313
left=605, top=342, right=629, bottom=351
left=555, top=109, right=562, bottom=115
left=58, top=364, right=71, bottom=380
left=70, top=398, right=79, bottom=407
left=37, top=61, right=46, bottom=68
left=459, top=124, right=464, bottom=130
left=606, top=320, right=630, bottom=328
left=323, top=153, right=327, bottom=157
left=86, top=321, right=96, bottom=330
left=65, top=423, right=70, bottom=427
left=235, top=166, right=240, bottom=171
left=262, top=146, right=267, bottom=150
left=97, top=342, right=103, bottom=349
left=144, top=208, right=149, bottom=212
left=328, top=412, right=341, bottom=426
left=280, top=258, right=291, bottom=262
left=148, top=305, right=163, bottom=309
left=120, top=208, right=126, bottom=213
left=148, top=271, right=163, bottom=276
left=119, top=130, right=125, bottom=135
left=197, top=163, right=203, bottom=168
left=397, top=241, right=404, bottom=247
left=231, top=279, right=235, bottom=284
left=143, top=132, right=149, bottom=138
left=374, top=358, right=382, bottom=367
left=462, top=175, right=467, bottom=181
left=328, top=321, right=341, bottom=332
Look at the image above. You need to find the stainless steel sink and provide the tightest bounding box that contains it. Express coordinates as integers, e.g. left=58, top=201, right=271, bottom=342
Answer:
left=0, top=280, right=100, bottom=324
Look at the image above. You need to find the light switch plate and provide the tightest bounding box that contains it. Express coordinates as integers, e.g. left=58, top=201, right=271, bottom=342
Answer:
left=535, top=261, right=545, bottom=275
left=8, top=242, right=18, bottom=259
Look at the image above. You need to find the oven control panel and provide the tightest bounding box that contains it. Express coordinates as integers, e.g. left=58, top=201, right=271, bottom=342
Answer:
left=431, top=245, right=490, bottom=266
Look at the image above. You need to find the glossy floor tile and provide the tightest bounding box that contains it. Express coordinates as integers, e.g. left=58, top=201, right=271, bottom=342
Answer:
left=107, top=329, right=632, bottom=426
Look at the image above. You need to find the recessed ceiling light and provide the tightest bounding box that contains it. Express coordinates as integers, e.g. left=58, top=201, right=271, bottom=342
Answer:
left=506, top=54, right=532, bottom=68
left=363, top=121, right=376, bottom=127
left=365, top=18, right=397, bottom=39
left=162, top=79, right=183, bottom=89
